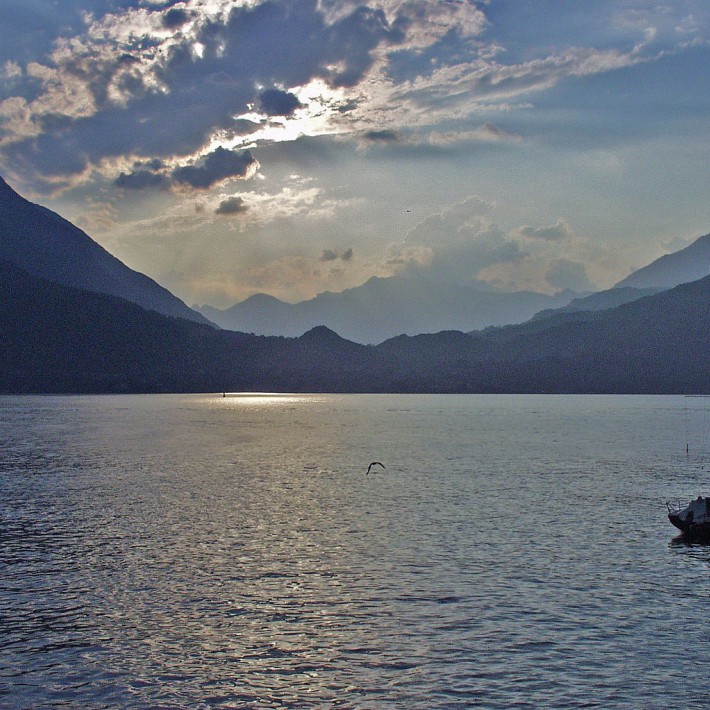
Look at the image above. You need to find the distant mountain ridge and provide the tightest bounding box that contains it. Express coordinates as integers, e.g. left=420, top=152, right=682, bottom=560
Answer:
left=614, top=232, right=710, bottom=289
left=529, top=286, right=663, bottom=322
left=0, top=176, right=211, bottom=325
left=197, top=230, right=710, bottom=342
left=2, top=171, right=710, bottom=393
left=196, top=276, right=578, bottom=343
left=525, top=231, right=710, bottom=323
left=3, top=257, right=709, bottom=393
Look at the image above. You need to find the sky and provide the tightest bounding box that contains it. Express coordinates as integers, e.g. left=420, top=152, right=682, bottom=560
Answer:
left=1, top=0, right=709, bottom=307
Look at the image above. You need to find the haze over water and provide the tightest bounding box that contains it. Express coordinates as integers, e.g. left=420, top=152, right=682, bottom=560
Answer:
left=2, top=394, right=710, bottom=708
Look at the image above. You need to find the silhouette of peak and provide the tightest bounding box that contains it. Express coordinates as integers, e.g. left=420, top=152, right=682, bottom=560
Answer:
left=243, top=292, right=284, bottom=305
left=299, top=325, right=344, bottom=342
left=615, top=231, right=710, bottom=289
left=0, top=175, right=20, bottom=198
left=0, top=174, right=212, bottom=325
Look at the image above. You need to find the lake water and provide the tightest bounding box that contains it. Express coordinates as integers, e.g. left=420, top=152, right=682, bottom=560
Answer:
left=2, top=393, right=710, bottom=708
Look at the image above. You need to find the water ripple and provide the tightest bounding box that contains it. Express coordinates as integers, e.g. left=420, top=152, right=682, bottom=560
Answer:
left=2, top=394, right=710, bottom=707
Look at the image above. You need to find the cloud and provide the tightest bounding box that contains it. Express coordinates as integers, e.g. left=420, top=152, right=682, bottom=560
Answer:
left=384, top=242, right=434, bottom=272
left=73, top=200, right=119, bottom=234
left=239, top=254, right=351, bottom=302
left=546, top=258, right=594, bottom=292
left=320, top=249, right=338, bottom=261
left=163, top=8, right=190, bottom=30
left=513, top=218, right=574, bottom=241
left=363, top=129, right=399, bottom=142
left=0, top=0, right=404, bottom=189
left=1, top=61, right=22, bottom=81
left=112, top=149, right=257, bottom=192
left=319, top=247, right=354, bottom=261
left=215, top=195, right=248, bottom=215
left=115, top=169, right=168, bottom=190
left=429, top=123, right=523, bottom=146
left=393, top=197, right=527, bottom=284
left=259, top=89, right=303, bottom=117
left=3, top=0, right=698, bottom=196
left=172, top=147, right=258, bottom=189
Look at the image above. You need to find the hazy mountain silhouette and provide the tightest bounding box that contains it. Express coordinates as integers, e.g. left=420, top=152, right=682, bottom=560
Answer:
left=614, top=232, right=710, bottom=289
left=522, top=232, right=710, bottom=324
left=378, top=276, right=710, bottom=393
left=0, top=176, right=212, bottom=325
left=529, top=286, right=663, bottom=322
left=3, top=258, right=709, bottom=394
left=195, top=276, right=578, bottom=343
left=2, top=172, right=708, bottom=393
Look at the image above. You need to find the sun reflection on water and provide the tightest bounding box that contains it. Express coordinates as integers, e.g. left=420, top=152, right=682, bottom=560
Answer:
left=217, top=392, right=330, bottom=407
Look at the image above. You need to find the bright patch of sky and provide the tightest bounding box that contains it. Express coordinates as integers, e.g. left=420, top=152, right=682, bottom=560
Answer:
left=1, top=0, right=709, bottom=305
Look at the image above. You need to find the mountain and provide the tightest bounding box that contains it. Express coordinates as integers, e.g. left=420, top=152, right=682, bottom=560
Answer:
left=523, top=231, right=710, bottom=324
left=0, top=176, right=212, bottom=325
left=379, top=276, right=710, bottom=393
left=0, top=259, right=234, bottom=392
left=614, top=232, right=710, bottom=289
left=198, top=292, right=294, bottom=334
left=529, top=286, right=663, bottom=322
left=195, top=276, right=578, bottom=343
left=0, top=260, right=383, bottom=393
left=3, top=258, right=710, bottom=394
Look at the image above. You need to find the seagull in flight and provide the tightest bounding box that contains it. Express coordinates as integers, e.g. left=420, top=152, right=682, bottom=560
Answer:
left=367, top=461, right=386, bottom=475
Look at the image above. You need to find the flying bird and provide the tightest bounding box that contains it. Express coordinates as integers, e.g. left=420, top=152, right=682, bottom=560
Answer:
left=366, top=461, right=386, bottom=475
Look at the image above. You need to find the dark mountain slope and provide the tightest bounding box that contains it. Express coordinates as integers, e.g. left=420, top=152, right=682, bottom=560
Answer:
left=2, top=259, right=709, bottom=394
left=475, top=277, right=710, bottom=392
left=0, top=260, right=233, bottom=392
left=375, top=276, right=710, bottom=393
left=0, top=261, right=383, bottom=393
left=529, top=286, right=662, bottom=322
left=0, top=176, right=211, bottom=325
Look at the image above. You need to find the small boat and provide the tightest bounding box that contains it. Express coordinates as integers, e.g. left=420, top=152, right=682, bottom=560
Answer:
left=667, top=496, right=710, bottom=541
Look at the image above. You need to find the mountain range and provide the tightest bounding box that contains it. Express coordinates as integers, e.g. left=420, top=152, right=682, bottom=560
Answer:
left=0, top=176, right=211, bottom=325
left=195, top=277, right=578, bottom=344
left=1, top=173, right=709, bottom=393
left=196, top=231, right=710, bottom=343
left=2, top=257, right=709, bottom=393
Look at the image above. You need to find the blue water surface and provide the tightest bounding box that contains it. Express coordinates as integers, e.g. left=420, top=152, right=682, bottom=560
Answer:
left=1, top=394, right=710, bottom=708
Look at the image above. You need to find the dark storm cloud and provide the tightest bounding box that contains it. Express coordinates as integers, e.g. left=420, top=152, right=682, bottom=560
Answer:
left=172, top=147, right=257, bottom=189
left=363, top=129, right=399, bottom=142
left=341, top=247, right=353, bottom=261
left=4, top=134, right=89, bottom=179
left=163, top=8, right=190, bottom=30
left=323, top=5, right=401, bottom=87
left=115, top=169, right=169, bottom=190
left=113, top=149, right=256, bottom=193
left=515, top=219, right=573, bottom=241
left=259, top=89, right=303, bottom=117
left=137, top=158, right=165, bottom=172
left=1, top=0, right=405, bottom=191
left=215, top=195, right=248, bottom=215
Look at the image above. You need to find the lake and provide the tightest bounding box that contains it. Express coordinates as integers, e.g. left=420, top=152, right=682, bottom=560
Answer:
left=2, top=393, right=710, bottom=708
